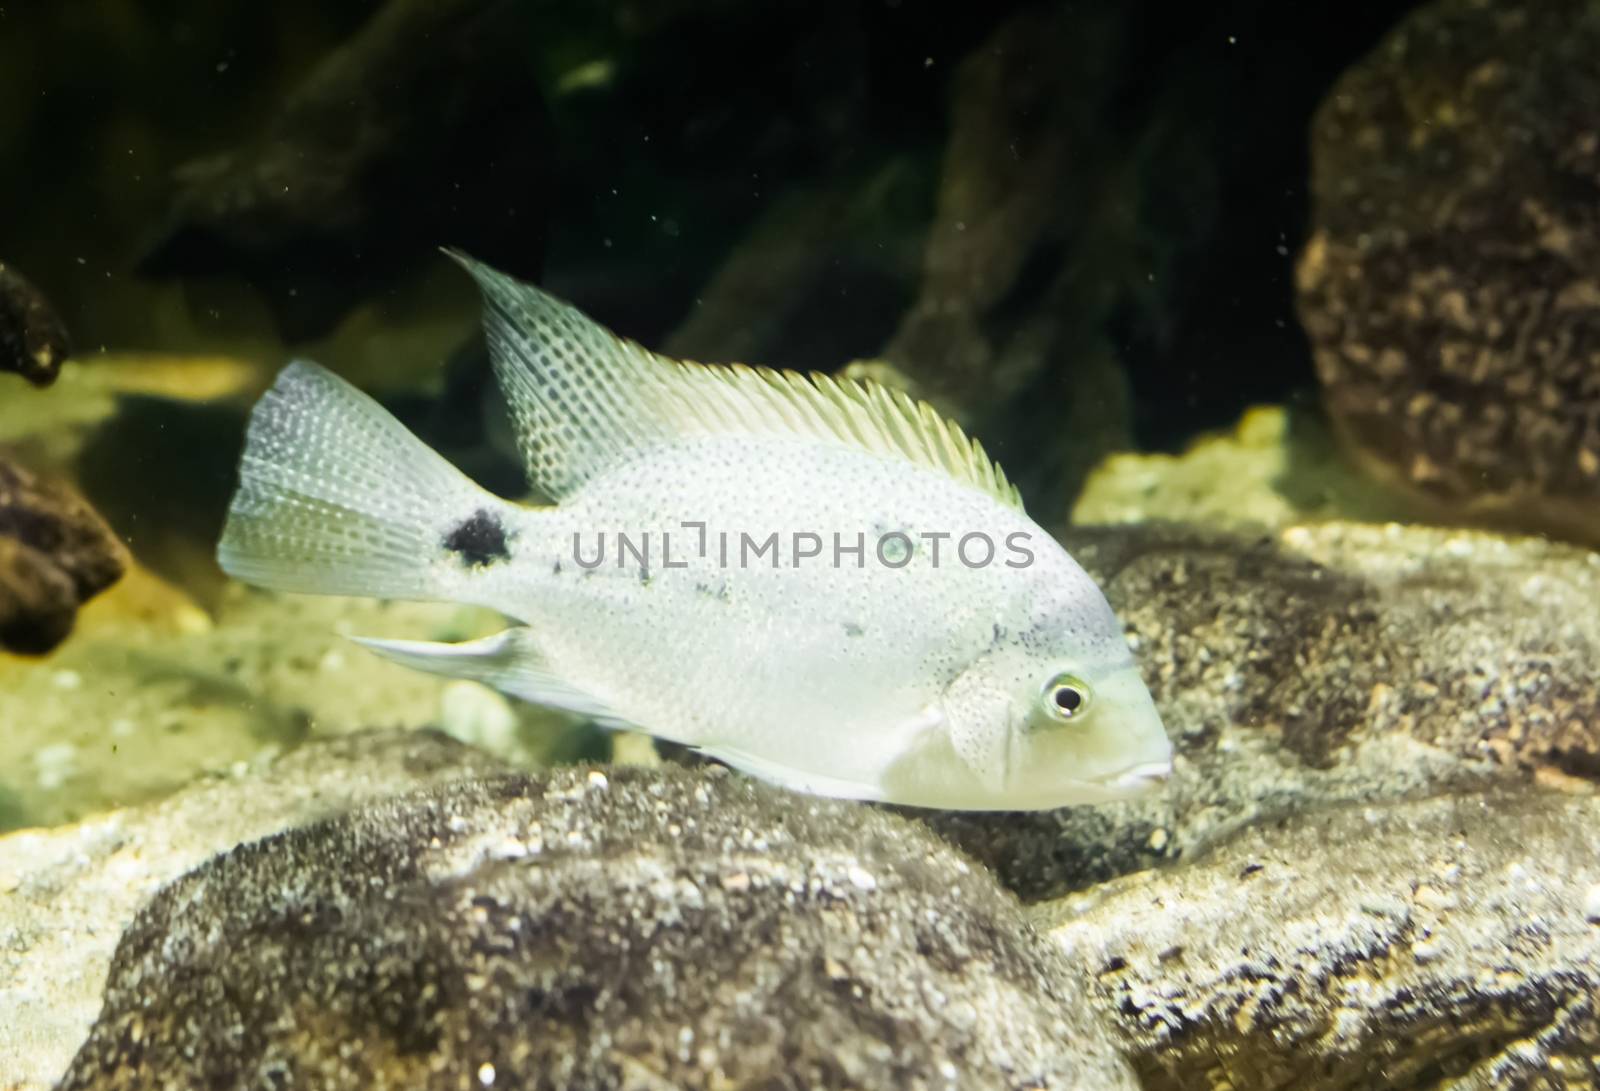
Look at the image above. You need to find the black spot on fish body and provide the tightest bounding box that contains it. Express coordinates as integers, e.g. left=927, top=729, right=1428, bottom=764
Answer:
left=843, top=622, right=865, bottom=638
left=552, top=560, right=562, bottom=576
left=694, top=578, right=732, bottom=603
left=1017, top=615, right=1054, bottom=651
left=443, top=509, right=510, bottom=567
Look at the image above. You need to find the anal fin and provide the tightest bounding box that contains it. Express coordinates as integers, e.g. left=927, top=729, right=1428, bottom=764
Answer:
left=352, top=628, right=626, bottom=726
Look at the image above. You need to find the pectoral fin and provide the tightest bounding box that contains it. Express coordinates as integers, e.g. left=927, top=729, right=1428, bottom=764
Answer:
left=352, top=627, right=627, bottom=726
left=940, top=678, right=1016, bottom=794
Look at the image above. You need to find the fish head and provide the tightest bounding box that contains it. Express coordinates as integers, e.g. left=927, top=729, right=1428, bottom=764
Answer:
left=930, top=598, right=1173, bottom=811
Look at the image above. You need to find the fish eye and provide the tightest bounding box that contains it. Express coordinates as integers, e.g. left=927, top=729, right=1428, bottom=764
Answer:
left=1042, top=673, right=1091, bottom=722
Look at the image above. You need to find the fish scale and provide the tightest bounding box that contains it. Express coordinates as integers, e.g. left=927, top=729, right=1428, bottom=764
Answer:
left=217, top=252, right=1172, bottom=810
left=519, top=438, right=1024, bottom=779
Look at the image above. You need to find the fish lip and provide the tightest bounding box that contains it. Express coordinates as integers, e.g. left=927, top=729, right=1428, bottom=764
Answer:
left=1094, top=759, right=1173, bottom=795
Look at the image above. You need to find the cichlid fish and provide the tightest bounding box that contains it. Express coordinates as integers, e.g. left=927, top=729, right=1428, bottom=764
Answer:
left=217, top=254, right=1172, bottom=810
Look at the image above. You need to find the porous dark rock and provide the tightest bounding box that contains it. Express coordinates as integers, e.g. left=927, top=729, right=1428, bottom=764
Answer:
left=0, top=261, right=69, bottom=387
left=1296, top=0, right=1600, bottom=543
left=929, top=520, right=1600, bottom=901
left=57, top=765, right=1136, bottom=1091
left=1041, top=789, right=1600, bottom=1090
left=0, top=455, right=124, bottom=654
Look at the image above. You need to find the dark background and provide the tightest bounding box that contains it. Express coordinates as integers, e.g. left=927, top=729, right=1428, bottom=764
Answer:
left=1, top=0, right=1426, bottom=512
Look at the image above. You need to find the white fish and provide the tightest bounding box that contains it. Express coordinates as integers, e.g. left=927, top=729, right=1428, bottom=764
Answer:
left=217, top=254, right=1172, bottom=810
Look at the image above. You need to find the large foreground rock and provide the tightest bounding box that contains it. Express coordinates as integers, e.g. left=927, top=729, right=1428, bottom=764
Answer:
left=1042, top=790, right=1600, bottom=1090
left=38, top=746, right=1599, bottom=1091
left=56, top=765, right=1134, bottom=1091
left=931, top=520, right=1600, bottom=901
left=0, top=730, right=514, bottom=1091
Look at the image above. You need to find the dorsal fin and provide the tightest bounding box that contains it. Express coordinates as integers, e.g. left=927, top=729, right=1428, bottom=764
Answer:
left=447, top=251, right=1023, bottom=510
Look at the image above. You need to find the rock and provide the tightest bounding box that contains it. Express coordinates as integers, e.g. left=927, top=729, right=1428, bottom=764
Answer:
left=0, top=262, right=69, bottom=387
left=1071, top=404, right=1415, bottom=531
left=0, top=455, right=125, bottom=655
left=1297, top=0, right=1600, bottom=544
left=927, top=520, right=1600, bottom=901
left=1039, top=789, right=1600, bottom=1090
left=139, top=0, right=549, bottom=342
left=0, top=730, right=515, bottom=1091
left=0, top=537, right=79, bottom=658
left=56, top=765, right=1135, bottom=1091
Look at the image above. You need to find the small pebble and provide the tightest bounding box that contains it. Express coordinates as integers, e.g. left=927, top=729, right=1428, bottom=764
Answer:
left=1411, top=883, right=1456, bottom=911
left=846, top=865, right=878, bottom=892
left=437, top=681, right=517, bottom=754
left=32, top=742, right=77, bottom=789
left=1583, top=882, right=1600, bottom=925
left=610, top=731, right=662, bottom=767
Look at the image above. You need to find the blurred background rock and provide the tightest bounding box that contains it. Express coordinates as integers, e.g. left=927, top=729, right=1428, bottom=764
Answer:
left=1297, top=0, right=1600, bottom=543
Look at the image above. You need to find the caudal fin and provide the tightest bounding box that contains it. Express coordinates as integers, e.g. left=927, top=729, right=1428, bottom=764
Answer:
left=218, top=361, right=514, bottom=604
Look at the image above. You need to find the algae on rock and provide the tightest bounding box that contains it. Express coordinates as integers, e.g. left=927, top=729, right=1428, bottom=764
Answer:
left=1071, top=404, right=1416, bottom=532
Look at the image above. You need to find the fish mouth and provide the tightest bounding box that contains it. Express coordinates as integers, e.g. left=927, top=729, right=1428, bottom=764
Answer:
left=998, top=758, right=1172, bottom=811
left=1091, top=759, right=1172, bottom=796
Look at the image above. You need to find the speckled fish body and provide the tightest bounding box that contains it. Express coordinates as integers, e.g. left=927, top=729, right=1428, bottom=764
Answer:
left=218, top=255, right=1172, bottom=810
